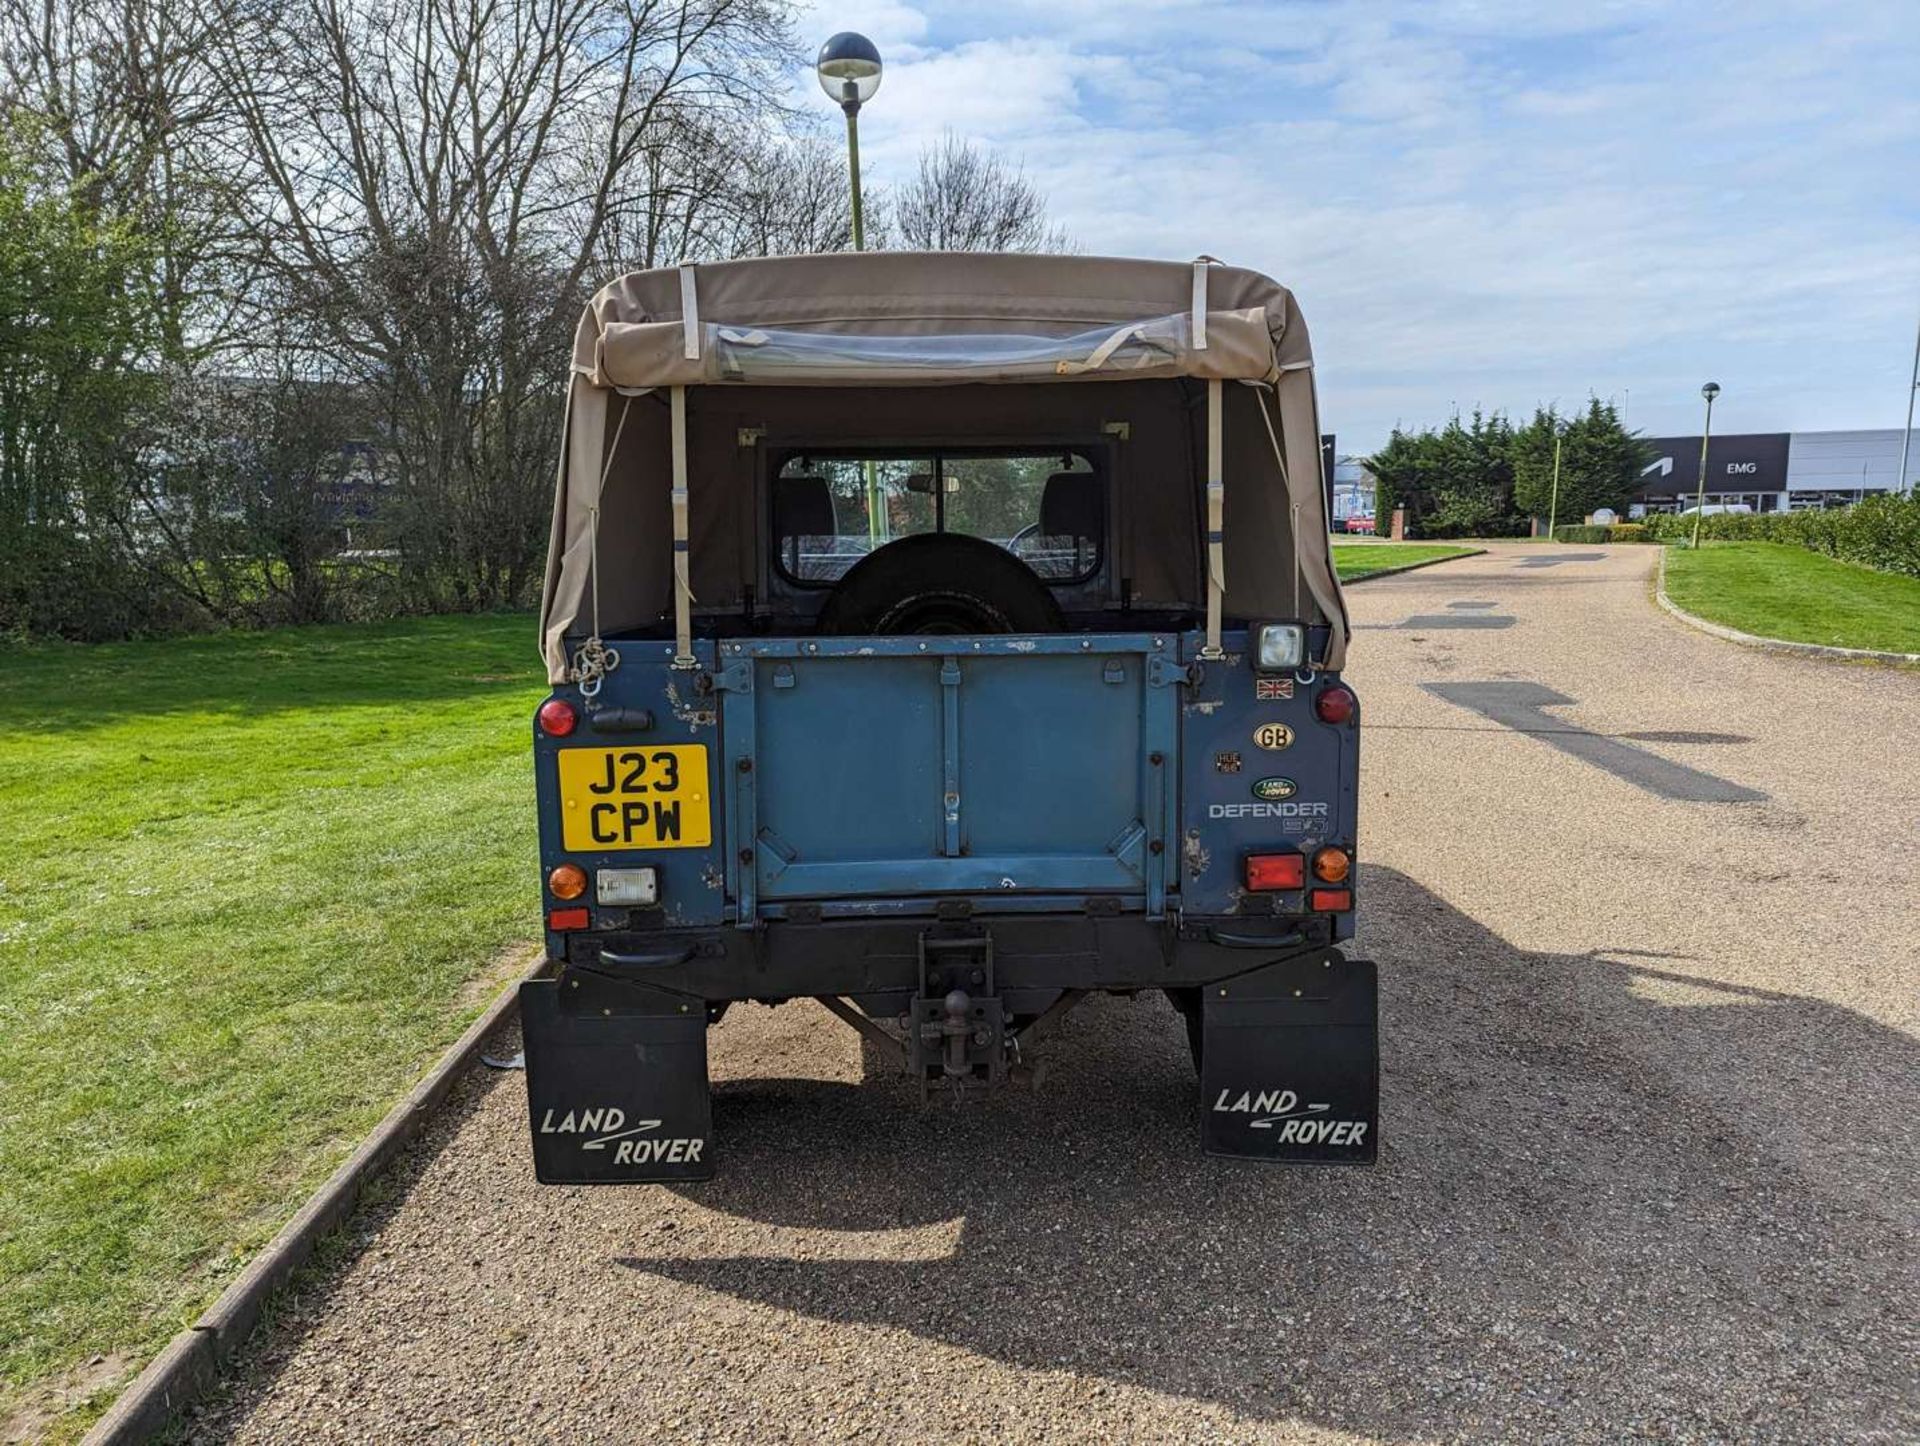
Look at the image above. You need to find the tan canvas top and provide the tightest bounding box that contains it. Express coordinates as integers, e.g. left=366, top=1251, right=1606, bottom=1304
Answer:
left=541, top=252, right=1348, bottom=680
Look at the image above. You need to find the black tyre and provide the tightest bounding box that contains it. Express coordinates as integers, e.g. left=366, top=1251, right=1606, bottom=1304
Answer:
left=817, top=534, right=1063, bottom=636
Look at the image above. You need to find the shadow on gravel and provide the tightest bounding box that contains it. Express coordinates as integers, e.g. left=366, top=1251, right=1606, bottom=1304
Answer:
left=1516, top=552, right=1608, bottom=567
left=622, top=866, right=1917, bottom=1441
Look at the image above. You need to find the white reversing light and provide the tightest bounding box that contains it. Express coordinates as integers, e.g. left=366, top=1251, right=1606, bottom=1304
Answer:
left=596, top=868, right=659, bottom=906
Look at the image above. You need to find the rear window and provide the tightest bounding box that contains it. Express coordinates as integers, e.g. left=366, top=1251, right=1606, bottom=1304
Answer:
left=772, top=450, right=1102, bottom=586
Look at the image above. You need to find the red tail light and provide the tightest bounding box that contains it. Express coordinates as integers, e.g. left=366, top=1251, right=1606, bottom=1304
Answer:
left=1308, top=887, right=1353, bottom=912
left=1315, top=685, right=1356, bottom=725
left=547, top=906, right=590, bottom=930
left=1245, top=852, right=1305, bottom=891
left=537, top=698, right=577, bottom=737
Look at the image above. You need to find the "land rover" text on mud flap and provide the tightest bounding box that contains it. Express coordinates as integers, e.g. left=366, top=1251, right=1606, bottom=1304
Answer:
left=1199, top=951, right=1378, bottom=1164
left=521, top=969, right=713, bottom=1183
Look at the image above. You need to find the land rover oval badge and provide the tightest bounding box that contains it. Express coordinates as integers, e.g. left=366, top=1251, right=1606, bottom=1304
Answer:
left=1251, top=722, right=1295, bottom=751
left=1251, top=777, right=1297, bottom=800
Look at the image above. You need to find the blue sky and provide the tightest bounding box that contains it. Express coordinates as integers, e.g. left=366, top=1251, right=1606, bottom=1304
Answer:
left=790, top=0, right=1920, bottom=454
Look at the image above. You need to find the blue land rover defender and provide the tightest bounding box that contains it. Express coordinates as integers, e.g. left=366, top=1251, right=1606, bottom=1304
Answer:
left=523, top=252, right=1373, bottom=1180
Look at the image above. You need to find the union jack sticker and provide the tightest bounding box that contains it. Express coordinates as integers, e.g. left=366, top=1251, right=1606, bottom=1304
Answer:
left=1255, top=676, right=1295, bottom=701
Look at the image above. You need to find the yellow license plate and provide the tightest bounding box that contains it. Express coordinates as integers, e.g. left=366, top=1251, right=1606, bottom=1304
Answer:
left=555, top=745, right=712, bottom=851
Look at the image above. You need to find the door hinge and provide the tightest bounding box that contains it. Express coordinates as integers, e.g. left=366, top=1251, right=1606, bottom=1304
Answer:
left=1147, top=655, right=1199, bottom=688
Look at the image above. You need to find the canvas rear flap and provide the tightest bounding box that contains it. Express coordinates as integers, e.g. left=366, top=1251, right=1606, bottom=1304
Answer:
left=588, top=310, right=1278, bottom=390
left=541, top=252, right=1348, bottom=682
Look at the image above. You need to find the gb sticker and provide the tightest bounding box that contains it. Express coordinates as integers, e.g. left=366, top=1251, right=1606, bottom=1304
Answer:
left=1252, top=722, right=1294, bottom=751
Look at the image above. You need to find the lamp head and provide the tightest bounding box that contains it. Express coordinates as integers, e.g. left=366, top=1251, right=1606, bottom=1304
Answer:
left=1701, top=382, right=1721, bottom=402
left=817, top=32, right=882, bottom=109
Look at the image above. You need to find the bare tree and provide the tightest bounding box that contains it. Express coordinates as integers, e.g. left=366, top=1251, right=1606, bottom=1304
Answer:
left=4, top=0, right=1080, bottom=642
left=594, top=116, right=852, bottom=272
left=889, top=132, right=1070, bottom=254
left=708, top=130, right=853, bottom=257
left=0, top=0, right=257, bottom=360
left=203, top=0, right=795, bottom=609
left=1, top=0, right=362, bottom=637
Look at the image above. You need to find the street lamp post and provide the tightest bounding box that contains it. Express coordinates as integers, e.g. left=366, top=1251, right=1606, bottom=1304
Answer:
left=1899, top=312, right=1918, bottom=497
left=1693, top=382, right=1720, bottom=550
left=817, top=32, right=882, bottom=252
left=1546, top=427, right=1563, bottom=540
left=816, top=32, right=885, bottom=543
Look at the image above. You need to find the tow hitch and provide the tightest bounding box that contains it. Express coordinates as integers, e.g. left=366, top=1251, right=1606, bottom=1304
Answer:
left=908, top=930, right=1006, bottom=1099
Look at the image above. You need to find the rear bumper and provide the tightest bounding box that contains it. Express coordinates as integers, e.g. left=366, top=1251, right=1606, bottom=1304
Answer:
left=559, top=911, right=1341, bottom=1016
left=522, top=929, right=1379, bottom=1183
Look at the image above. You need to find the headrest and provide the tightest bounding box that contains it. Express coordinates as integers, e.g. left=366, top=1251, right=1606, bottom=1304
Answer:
left=776, top=475, right=836, bottom=537
left=1040, top=470, right=1102, bottom=540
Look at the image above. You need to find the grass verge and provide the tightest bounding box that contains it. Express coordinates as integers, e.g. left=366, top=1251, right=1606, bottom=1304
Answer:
left=0, top=615, right=546, bottom=1441
left=1662, top=543, right=1920, bottom=655
left=1333, top=543, right=1479, bottom=580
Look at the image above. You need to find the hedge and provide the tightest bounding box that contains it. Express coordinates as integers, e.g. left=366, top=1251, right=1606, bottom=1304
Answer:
left=1549, top=522, right=1653, bottom=544
left=1639, top=492, right=1920, bottom=577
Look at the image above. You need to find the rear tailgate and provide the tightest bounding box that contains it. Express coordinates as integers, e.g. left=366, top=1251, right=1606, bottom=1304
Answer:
left=713, top=634, right=1182, bottom=917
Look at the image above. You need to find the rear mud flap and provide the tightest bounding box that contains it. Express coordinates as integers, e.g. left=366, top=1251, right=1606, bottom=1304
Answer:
left=521, top=970, right=713, bottom=1184
left=1200, top=952, right=1378, bottom=1165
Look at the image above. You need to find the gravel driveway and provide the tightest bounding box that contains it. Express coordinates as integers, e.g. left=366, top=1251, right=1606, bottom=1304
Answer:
left=190, top=544, right=1918, bottom=1444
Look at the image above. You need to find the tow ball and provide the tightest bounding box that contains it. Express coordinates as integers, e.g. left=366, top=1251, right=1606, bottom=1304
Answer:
left=926, top=988, right=989, bottom=1080
left=908, top=934, right=1007, bottom=1098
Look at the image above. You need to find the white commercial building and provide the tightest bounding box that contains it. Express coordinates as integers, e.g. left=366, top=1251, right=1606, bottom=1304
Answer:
left=1783, top=429, right=1913, bottom=505
left=1632, top=426, right=1914, bottom=515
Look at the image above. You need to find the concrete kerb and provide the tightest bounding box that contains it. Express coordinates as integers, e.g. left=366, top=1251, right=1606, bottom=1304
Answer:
left=1340, top=548, right=1487, bottom=584
left=82, top=949, right=549, bottom=1445
left=1654, top=548, right=1920, bottom=666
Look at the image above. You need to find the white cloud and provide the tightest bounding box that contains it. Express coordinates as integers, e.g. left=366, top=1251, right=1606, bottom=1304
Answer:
left=783, top=0, right=1920, bottom=449
left=789, top=0, right=931, bottom=49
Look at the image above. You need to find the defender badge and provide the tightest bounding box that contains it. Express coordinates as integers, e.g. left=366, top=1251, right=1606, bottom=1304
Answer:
left=1251, top=722, right=1295, bottom=751
left=1251, top=777, right=1297, bottom=800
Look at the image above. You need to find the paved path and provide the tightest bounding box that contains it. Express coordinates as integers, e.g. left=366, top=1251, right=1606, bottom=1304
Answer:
left=192, top=544, right=1918, bottom=1443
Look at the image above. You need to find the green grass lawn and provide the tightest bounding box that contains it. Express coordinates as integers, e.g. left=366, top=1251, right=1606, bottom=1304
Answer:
left=1663, top=543, right=1920, bottom=655
left=1333, top=542, right=1480, bottom=580
left=0, top=616, right=547, bottom=1439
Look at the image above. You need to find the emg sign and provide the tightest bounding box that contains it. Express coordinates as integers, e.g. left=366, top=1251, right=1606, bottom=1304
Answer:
left=1634, top=433, right=1790, bottom=496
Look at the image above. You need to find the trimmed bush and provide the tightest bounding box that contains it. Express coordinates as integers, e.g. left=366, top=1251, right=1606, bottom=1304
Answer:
left=1552, top=524, right=1612, bottom=544
left=1640, top=494, right=1920, bottom=577
left=1607, top=523, right=1650, bottom=543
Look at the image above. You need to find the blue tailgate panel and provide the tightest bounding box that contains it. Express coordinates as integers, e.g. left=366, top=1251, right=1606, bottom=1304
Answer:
left=958, top=655, right=1143, bottom=863
left=716, top=636, right=1179, bottom=915
left=754, top=657, right=943, bottom=862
